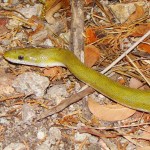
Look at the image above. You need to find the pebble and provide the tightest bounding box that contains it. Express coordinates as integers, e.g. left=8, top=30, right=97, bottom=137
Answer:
left=35, top=144, right=49, bottom=150
left=3, top=143, right=26, bottom=150
left=37, top=128, right=47, bottom=140
left=22, top=103, right=35, bottom=122
left=6, top=19, right=23, bottom=30
left=48, top=127, right=62, bottom=145
left=12, top=72, right=50, bottom=97
left=0, top=118, right=10, bottom=125
left=74, top=132, right=98, bottom=144
left=45, top=84, right=69, bottom=104
left=17, top=4, right=43, bottom=18
left=109, top=2, right=145, bottom=23
left=42, top=39, right=53, bottom=47
left=13, top=32, right=27, bottom=41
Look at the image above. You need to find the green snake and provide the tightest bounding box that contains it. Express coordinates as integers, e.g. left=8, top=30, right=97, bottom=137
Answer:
left=4, top=48, right=150, bottom=112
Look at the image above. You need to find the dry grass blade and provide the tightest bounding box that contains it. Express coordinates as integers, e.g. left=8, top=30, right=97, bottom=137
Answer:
left=101, top=30, right=150, bottom=74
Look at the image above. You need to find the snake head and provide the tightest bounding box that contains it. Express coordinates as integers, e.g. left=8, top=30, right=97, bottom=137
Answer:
left=4, top=48, right=65, bottom=67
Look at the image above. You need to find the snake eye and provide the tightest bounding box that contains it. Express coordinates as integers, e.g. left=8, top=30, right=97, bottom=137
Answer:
left=18, top=55, right=24, bottom=60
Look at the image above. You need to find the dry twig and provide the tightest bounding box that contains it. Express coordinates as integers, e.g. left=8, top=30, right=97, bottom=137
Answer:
left=36, top=87, right=94, bottom=121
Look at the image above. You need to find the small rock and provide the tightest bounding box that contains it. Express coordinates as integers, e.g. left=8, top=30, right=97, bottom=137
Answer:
left=12, top=72, right=50, bottom=97
left=3, top=143, right=26, bottom=150
left=6, top=19, right=23, bottom=30
left=22, top=103, right=35, bottom=122
left=87, top=144, right=102, bottom=150
left=13, top=32, right=27, bottom=41
left=42, top=39, right=53, bottom=47
left=1, top=39, right=11, bottom=46
left=53, top=12, right=61, bottom=18
left=45, top=81, right=81, bottom=104
left=109, top=2, right=146, bottom=23
left=68, top=105, right=76, bottom=112
left=35, top=144, right=49, bottom=150
left=37, top=128, right=47, bottom=140
left=48, top=127, right=62, bottom=145
left=45, top=84, right=69, bottom=104
left=74, top=132, right=98, bottom=144
left=86, top=14, right=91, bottom=20
left=89, top=92, right=106, bottom=104
left=74, top=132, right=90, bottom=142
left=88, top=135, right=99, bottom=144
left=0, top=118, right=10, bottom=125
left=17, top=4, right=43, bottom=19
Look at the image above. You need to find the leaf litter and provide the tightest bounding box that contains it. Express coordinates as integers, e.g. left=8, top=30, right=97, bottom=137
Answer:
left=0, top=0, right=150, bottom=149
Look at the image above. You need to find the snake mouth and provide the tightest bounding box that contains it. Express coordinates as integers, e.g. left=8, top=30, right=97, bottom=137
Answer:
left=4, top=56, right=66, bottom=68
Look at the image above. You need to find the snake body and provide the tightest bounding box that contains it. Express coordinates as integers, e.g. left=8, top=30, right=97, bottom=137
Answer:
left=4, top=48, right=150, bottom=112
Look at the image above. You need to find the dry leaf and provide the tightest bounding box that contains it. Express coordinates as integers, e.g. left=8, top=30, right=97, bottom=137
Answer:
left=44, top=0, right=61, bottom=10
left=129, top=78, right=144, bottom=89
left=126, top=4, right=144, bottom=24
left=117, top=77, right=126, bottom=85
left=61, top=0, right=70, bottom=8
left=45, top=0, right=69, bottom=24
left=85, top=0, right=93, bottom=5
left=138, top=43, right=150, bottom=54
left=131, top=23, right=150, bottom=37
left=43, top=67, right=63, bottom=80
left=45, top=0, right=69, bottom=9
left=0, top=18, right=9, bottom=35
left=84, top=45, right=101, bottom=67
left=28, top=16, right=44, bottom=37
left=85, top=27, right=97, bottom=44
left=137, top=146, right=150, bottom=150
left=45, top=2, right=62, bottom=24
left=88, top=98, right=136, bottom=121
left=138, top=126, right=150, bottom=141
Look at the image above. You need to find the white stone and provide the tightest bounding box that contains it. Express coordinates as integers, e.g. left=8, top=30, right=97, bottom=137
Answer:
left=36, top=144, right=49, bottom=150
left=75, top=132, right=98, bottom=144
left=49, top=127, right=62, bottom=145
left=12, top=72, right=50, bottom=97
left=109, top=2, right=147, bottom=23
left=22, top=103, right=35, bottom=122
left=37, top=128, right=47, bottom=140
left=74, top=132, right=90, bottom=142
left=17, top=4, right=43, bottom=18
left=45, top=84, right=69, bottom=104
left=43, top=39, right=53, bottom=47
left=3, top=143, right=25, bottom=150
